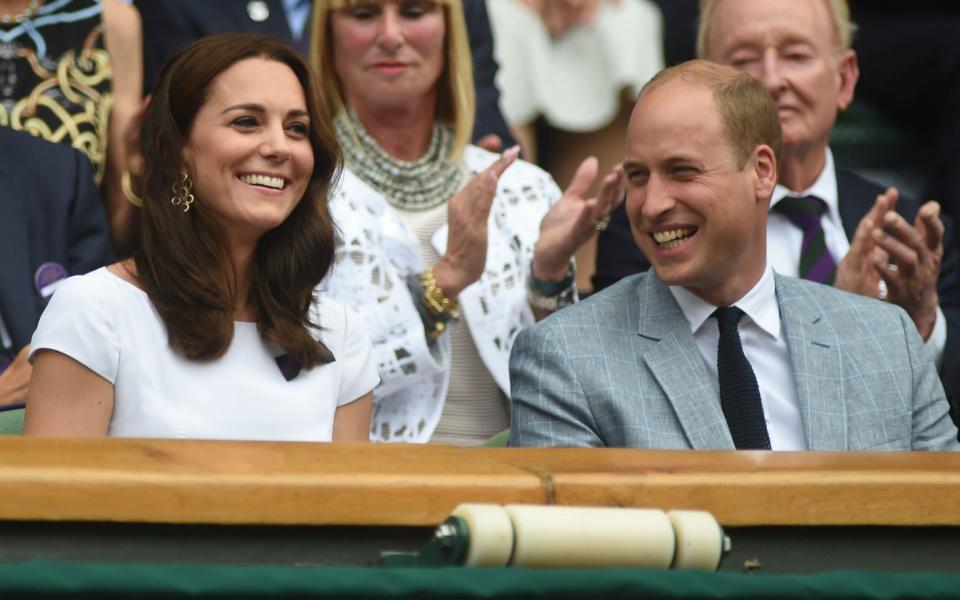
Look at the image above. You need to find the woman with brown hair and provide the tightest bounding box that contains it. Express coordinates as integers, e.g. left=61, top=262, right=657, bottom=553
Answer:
left=23, top=33, right=377, bottom=440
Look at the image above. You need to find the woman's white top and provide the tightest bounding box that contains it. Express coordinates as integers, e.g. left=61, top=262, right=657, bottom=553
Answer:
left=320, top=144, right=562, bottom=442
left=393, top=202, right=509, bottom=446
left=29, top=267, right=379, bottom=441
left=488, top=0, right=664, bottom=131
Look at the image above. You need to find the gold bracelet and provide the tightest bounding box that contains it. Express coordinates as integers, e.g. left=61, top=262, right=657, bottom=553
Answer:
left=420, top=265, right=461, bottom=321
left=121, top=169, right=144, bottom=207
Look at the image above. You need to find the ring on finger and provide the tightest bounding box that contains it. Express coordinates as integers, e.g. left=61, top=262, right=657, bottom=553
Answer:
left=594, top=216, right=610, bottom=231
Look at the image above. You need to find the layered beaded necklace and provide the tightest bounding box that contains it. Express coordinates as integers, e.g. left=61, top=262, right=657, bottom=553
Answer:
left=0, top=0, right=39, bottom=25
left=335, top=108, right=465, bottom=211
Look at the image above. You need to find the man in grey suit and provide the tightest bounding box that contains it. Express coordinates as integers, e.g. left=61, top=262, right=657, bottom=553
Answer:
left=509, top=60, right=960, bottom=451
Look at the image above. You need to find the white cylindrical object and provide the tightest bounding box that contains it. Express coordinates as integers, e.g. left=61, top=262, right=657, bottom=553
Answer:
left=504, top=505, right=675, bottom=568
left=451, top=504, right=514, bottom=567
left=667, top=510, right=725, bottom=571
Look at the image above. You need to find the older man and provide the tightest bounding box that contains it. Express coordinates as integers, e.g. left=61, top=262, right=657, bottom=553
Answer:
left=510, top=60, right=959, bottom=451
left=594, top=0, right=960, bottom=427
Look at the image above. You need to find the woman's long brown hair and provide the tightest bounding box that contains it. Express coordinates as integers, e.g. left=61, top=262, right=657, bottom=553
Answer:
left=137, top=33, right=341, bottom=369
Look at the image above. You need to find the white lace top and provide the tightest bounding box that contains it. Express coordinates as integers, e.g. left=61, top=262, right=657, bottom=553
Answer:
left=320, top=145, right=563, bottom=442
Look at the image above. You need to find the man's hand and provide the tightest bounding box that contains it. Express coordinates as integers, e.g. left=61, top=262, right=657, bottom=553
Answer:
left=532, top=158, right=625, bottom=281
left=873, top=199, right=943, bottom=340
left=835, top=188, right=894, bottom=297
left=0, top=346, right=31, bottom=407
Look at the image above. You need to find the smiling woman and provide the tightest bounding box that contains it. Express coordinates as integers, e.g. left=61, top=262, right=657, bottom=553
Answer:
left=22, top=34, right=378, bottom=442
left=310, top=0, right=626, bottom=444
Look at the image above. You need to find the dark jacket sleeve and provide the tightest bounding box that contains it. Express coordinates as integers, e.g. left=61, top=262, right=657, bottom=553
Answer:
left=931, top=212, right=960, bottom=428
left=135, top=0, right=206, bottom=95
left=65, top=151, right=115, bottom=277
left=463, top=0, right=515, bottom=147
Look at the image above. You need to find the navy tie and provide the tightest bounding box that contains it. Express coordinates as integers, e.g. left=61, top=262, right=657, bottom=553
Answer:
left=713, top=307, right=771, bottom=450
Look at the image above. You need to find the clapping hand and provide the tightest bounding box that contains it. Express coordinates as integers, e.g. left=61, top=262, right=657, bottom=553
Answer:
left=532, top=157, right=625, bottom=281
left=836, top=187, right=942, bottom=340
left=874, top=195, right=943, bottom=340
left=835, top=188, right=894, bottom=298
left=433, top=146, right=521, bottom=298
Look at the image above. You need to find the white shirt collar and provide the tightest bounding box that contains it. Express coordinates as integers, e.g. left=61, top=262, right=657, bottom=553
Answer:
left=770, top=148, right=841, bottom=227
left=667, top=264, right=781, bottom=341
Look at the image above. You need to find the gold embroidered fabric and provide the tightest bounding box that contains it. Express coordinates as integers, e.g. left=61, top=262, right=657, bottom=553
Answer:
left=0, top=0, right=112, bottom=183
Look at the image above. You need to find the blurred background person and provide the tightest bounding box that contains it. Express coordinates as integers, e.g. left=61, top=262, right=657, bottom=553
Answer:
left=134, top=0, right=514, bottom=149
left=25, top=34, right=376, bottom=440
left=0, top=128, right=113, bottom=411
left=488, top=0, right=663, bottom=292
left=311, top=0, right=623, bottom=444
left=0, top=0, right=143, bottom=254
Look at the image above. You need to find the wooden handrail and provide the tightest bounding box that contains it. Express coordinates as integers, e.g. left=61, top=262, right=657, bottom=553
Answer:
left=0, top=438, right=957, bottom=526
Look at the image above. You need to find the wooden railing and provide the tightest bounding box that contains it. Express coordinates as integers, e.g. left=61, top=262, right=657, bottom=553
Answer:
left=1, top=438, right=958, bottom=526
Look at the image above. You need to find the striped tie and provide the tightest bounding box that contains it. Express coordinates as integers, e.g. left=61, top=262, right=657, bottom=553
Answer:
left=774, top=195, right=836, bottom=285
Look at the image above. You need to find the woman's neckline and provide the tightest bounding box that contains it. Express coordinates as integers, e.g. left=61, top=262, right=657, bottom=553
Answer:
left=101, top=265, right=258, bottom=325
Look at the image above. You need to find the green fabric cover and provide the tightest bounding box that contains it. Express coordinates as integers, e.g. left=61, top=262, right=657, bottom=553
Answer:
left=0, top=562, right=957, bottom=599
left=0, top=408, right=24, bottom=435
left=483, top=429, right=510, bottom=447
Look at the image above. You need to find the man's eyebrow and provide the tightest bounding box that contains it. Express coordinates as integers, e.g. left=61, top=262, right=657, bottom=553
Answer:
left=622, top=160, right=645, bottom=171
left=663, top=155, right=700, bottom=166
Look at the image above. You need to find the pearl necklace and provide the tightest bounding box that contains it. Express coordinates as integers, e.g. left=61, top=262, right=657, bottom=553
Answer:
left=335, top=109, right=465, bottom=212
left=0, top=0, right=40, bottom=25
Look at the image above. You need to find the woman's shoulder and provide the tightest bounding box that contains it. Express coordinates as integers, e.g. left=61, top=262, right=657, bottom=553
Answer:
left=50, top=264, right=146, bottom=312
left=309, top=294, right=372, bottom=358
left=310, top=295, right=366, bottom=337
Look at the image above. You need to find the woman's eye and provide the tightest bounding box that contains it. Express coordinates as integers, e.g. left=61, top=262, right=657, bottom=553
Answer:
left=287, top=122, right=310, bottom=137
left=232, top=116, right=258, bottom=128
left=347, top=4, right=378, bottom=19
left=400, top=1, right=434, bottom=17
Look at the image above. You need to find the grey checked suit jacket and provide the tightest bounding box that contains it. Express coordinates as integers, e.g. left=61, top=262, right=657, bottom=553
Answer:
left=509, top=272, right=960, bottom=451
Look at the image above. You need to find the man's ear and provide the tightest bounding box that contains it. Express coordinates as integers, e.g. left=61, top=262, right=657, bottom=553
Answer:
left=752, top=144, right=777, bottom=204
left=836, top=49, right=859, bottom=111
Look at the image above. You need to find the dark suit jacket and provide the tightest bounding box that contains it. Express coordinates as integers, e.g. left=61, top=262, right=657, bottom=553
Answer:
left=593, top=168, right=960, bottom=427
left=134, top=0, right=514, bottom=145
left=0, top=128, right=113, bottom=350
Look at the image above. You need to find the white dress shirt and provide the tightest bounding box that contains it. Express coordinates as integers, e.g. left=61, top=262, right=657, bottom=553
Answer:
left=768, top=148, right=945, bottom=366
left=669, top=266, right=807, bottom=450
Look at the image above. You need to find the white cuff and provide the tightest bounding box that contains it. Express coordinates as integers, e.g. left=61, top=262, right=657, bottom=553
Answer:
left=925, top=306, right=947, bottom=369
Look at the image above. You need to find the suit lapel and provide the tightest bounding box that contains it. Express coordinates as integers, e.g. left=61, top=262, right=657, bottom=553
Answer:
left=836, top=168, right=881, bottom=240
left=775, top=275, right=848, bottom=450
left=637, top=275, right=734, bottom=449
